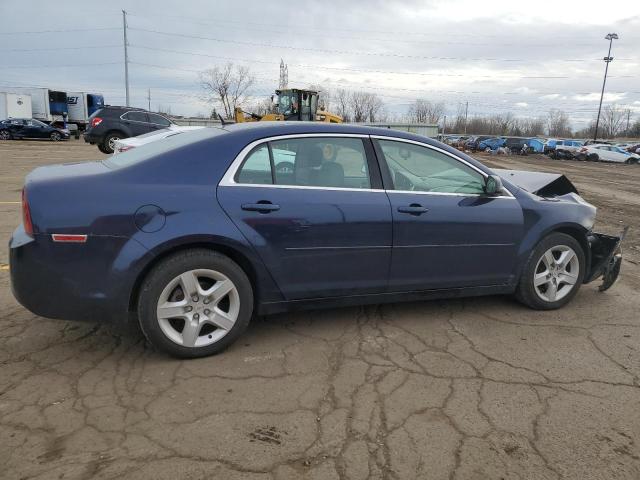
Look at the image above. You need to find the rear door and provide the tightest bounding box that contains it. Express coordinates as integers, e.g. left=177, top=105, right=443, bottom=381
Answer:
left=373, top=137, right=524, bottom=291
left=218, top=134, right=392, bottom=300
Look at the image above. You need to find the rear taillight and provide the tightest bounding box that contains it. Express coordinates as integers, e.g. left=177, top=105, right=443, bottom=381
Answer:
left=90, top=117, right=103, bottom=128
left=22, top=188, right=33, bottom=236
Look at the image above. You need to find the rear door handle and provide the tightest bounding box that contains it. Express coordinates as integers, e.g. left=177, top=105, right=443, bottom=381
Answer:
left=241, top=202, right=280, bottom=213
left=397, top=204, right=428, bottom=215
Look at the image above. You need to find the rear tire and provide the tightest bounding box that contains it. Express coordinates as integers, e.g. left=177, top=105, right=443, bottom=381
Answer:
left=102, top=132, right=124, bottom=154
left=137, top=249, right=254, bottom=358
left=97, top=143, right=110, bottom=154
left=515, top=233, right=585, bottom=310
left=0, top=129, right=10, bottom=140
left=587, top=153, right=599, bottom=162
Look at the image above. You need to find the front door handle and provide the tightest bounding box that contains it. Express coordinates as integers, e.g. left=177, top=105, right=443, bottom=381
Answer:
left=397, top=204, right=428, bottom=215
left=241, top=202, right=280, bottom=213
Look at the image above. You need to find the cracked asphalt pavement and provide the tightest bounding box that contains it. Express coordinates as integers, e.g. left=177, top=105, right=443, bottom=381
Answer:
left=1, top=141, right=640, bottom=479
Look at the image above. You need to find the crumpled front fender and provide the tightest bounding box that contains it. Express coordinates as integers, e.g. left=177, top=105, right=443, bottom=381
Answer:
left=584, top=227, right=628, bottom=291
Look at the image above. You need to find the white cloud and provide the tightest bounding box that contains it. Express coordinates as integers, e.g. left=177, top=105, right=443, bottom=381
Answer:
left=573, top=92, right=627, bottom=102
left=515, top=102, right=528, bottom=107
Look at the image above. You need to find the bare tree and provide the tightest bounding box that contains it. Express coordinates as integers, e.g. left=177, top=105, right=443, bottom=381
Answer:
left=547, top=109, right=572, bottom=137
left=308, top=84, right=332, bottom=112
left=600, top=104, right=627, bottom=138
left=199, top=63, right=255, bottom=119
left=520, top=117, right=545, bottom=137
left=408, top=99, right=444, bottom=124
left=345, top=91, right=384, bottom=123
left=334, top=89, right=351, bottom=122
left=247, top=97, right=275, bottom=117
left=490, top=112, right=515, bottom=135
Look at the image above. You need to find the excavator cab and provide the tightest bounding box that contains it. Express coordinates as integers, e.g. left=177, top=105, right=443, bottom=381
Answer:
left=234, top=88, right=342, bottom=123
left=275, top=89, right=318, bottom=121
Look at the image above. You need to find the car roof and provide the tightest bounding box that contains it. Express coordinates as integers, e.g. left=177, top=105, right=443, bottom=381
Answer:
left=220, top=121, right=439, bottom=145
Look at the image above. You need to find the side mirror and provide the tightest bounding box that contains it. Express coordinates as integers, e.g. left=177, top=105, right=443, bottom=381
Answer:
left=484, top=174, right=504, bottom=195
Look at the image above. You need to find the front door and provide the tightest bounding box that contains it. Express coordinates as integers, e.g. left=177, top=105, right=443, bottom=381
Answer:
left=374, top=138, right=524, bottom=291
left=218, top=135, right=392, bottom=300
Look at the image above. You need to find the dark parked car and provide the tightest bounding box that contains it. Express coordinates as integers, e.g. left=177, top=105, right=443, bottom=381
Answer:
left=11, top=123, right=624, bottom=358
left=83, top=106, right=174, bottom=154
left=464, top=135, right=491, bottom=151
left=504, top=137, right=528, bottom=152
left=0, top=118, right=69, bottom=141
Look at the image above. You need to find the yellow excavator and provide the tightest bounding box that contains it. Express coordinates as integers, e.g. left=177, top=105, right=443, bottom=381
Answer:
left=234, top=88, right=342, bottom=123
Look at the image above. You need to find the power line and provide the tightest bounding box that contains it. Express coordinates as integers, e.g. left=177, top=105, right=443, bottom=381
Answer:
left=123, top=12, right=621, bottom=49
left=127, top=44, right=591, bottom=80
left=128, top=27, right=621, bottom=64
left=0, top=45, right=120, bottom=52
left=0, top=27, right=119, bottom=35
left=126, top=11, right=640, bottom=43
left=0, top=62, right=121, bottom=69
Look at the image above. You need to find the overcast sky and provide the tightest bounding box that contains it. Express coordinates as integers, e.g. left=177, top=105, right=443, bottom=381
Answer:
left=1, top=0, right=638, bottom=128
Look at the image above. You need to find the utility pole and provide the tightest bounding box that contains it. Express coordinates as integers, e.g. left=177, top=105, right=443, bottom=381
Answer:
left=594, top=33, right=618, bottom=141
left=442, top=115, right=447, bottom=137
left=147, top=88, right=151, bottom=111
left=626, top=109, right=631, bottom=132
left=464, top=101, right=469, bottom=134
left=122, top=10, right=130, bottom=107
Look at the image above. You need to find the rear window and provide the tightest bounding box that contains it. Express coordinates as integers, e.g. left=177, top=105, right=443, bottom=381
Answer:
left=104, top=128, right=227, bottom=169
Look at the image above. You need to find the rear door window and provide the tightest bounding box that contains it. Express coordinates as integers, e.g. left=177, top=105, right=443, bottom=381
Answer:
left=270, top=137, right=371, bottom=189
left=123, top=111, right=149, bottom=123
left=234, top=137, right=372, bottom=190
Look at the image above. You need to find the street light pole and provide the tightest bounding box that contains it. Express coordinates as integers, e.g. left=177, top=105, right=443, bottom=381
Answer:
left=593, top=33, right=618, bottom=141
left=122, top=10, right=130, bottom=107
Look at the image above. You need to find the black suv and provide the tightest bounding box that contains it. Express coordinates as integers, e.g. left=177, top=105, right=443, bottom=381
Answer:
left=83, top=106, right=174, bottom=153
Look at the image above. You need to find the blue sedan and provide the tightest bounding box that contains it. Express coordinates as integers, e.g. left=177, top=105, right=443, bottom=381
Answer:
left=10, top=123, right=624, bottom=357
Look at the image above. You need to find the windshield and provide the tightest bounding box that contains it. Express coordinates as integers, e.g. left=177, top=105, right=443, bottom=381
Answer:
left=277, top=91, right=297, bottom=115
left=104, top=128, right=226, bottom=169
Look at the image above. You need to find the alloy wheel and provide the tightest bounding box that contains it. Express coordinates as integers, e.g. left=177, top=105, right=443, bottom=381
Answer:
left=51, top=132, right=61, bottom=141
left=108, top=136, right=120, bottom=149
left=156, top=269, right=240, bottom=348
left=0, top=130, right=10, bottom=140
left=533, top=245, right=579, bottom=302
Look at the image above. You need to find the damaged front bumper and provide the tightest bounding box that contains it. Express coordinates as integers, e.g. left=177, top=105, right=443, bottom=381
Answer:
left=584, top=227, right=628, bottom=291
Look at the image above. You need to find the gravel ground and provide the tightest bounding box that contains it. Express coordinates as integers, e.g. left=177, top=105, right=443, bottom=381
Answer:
left=1, top=140, right=639, bottom=480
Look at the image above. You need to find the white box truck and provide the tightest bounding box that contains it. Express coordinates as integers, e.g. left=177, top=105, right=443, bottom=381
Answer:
left=67, top=92, right=105, bottom=130
left=7, top=87, right=68, bottom=124
left=0, top=92, right=33, bottom=120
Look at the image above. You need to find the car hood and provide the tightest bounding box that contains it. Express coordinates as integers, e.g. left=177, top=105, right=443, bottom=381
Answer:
left=492, top=168, right=579, bottom=197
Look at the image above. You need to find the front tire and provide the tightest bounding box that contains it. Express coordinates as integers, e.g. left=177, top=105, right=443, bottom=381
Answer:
left=137, top=249, right=253, bottom=358
left=516, top=233, right=585, bottom=310
left=50, top=131, right=61, bottom=141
